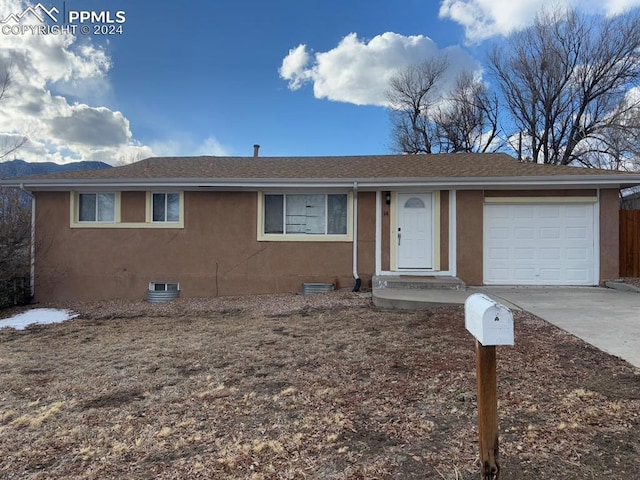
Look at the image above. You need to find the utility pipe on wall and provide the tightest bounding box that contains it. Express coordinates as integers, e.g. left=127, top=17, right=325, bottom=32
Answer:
left=352, top=182, right=361, bottom=292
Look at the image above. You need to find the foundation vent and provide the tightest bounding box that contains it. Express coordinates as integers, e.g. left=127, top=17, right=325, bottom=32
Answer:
left=302, top=282, right=335, bottom=295
left=147, top=282, right=180, bottom=302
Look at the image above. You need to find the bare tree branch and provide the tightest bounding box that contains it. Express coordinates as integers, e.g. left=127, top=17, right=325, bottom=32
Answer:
left=434, top=71, right=502, bottom=153
left=386, top=58, right=449, bottom=154
left=0, top=63, right=31, bottom=306
left=0, top=63, right=28, bottom=160
left=488, top=8, right=640, bottom=167
left=0, top=187, right=31, bottom=307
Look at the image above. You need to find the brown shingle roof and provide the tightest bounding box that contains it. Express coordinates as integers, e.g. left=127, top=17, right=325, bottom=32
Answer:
left=11, top=153, right=633, bottom=182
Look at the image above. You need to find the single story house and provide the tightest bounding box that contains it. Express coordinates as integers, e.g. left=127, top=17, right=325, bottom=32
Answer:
left=3, top=152, right=640, bottom=302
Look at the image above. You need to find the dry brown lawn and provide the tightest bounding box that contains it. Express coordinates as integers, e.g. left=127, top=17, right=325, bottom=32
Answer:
left=0, top=291, right=638, bottom=479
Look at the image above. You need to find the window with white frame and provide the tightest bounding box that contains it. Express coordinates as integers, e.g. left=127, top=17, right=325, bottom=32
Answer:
left=152, top=193, right=180, bottom=222
left=78, top=193, right=115, bottom=222
left=263, top=193, right=348, bottom=236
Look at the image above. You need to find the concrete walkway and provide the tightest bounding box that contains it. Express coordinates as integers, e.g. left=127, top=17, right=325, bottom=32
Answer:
left=373, top=286, right=640, bottom=367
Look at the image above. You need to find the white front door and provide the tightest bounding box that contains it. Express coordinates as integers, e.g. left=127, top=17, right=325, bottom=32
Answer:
left=397, top=193, right=433, bottom=269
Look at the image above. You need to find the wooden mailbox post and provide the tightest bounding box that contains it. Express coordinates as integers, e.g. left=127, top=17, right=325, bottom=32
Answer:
left=465, top=293, right=514, bottom=480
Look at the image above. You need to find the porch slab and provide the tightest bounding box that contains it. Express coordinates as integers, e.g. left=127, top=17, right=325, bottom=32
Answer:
left=372, top=275, right=469, bottom=309
left=372, top=275, right=466, bottom=291
left=372, top=287, right=472, bottom=309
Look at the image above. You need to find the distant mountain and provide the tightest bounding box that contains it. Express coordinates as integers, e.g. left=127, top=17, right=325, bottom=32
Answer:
left=0, top=159, right=112, bottom=179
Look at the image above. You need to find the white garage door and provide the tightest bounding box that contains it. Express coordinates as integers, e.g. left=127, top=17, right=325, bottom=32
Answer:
left=484, top=203, right=596, bottom=285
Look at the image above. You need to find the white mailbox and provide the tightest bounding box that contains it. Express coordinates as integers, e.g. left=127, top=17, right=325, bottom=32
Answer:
left=465, top=293, right=514, bottom=346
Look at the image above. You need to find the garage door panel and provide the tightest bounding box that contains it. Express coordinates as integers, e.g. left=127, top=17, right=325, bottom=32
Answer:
left=514, top=268, right=536, bottom=280
left=567, top=226, right=588, bottom=239
left=566, top=268, right=588, bottom=279
left=487, top=268, right=510, bottom=282
left=540, top=247, right=561, bottom=260
left=539, top=269, right=562, bottom=281
left=514, top=227, right=534, bottom=239
left=566, top=205, right=588, bottom=217
left=487, top=247, right=509, bottom=260
left=514, top=248, right=535, bottom=260
left=486, top=204, right=509, bottom=215
left=488, top=227, right=510, bottom=240
left=539, top=206, right=561, bottom=218
left=567, top=248, right=588, bottom=260
left=540, top=227, right=561, bottom=239
left=514, top=205, right=535, bottom=218
left=484, top=203, right=596, bottom=285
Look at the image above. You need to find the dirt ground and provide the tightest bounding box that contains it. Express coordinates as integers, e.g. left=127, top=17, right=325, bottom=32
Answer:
left=0, top=292, right=638, bottom=479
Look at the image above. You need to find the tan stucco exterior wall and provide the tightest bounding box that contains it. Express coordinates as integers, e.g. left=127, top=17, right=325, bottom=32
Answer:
left=120, top=191, right=146, bottom=222
left=32, top=187, right=621, bottom=301
left=599, top=188, right=619, bottom=282
left=439, top=191, right=449, bottom=271
left=356, top=192, right=376, bottom=281
left=33, top=191, right=376, bottom=302
left=456, top=190, right=484, bottom=285
left=381, top=192, right=391, bottom=271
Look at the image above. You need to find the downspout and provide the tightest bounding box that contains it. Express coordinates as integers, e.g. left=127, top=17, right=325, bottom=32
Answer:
left=352, top=182, right=361, bottom=292
left=19, top=183, right=36, bottom=299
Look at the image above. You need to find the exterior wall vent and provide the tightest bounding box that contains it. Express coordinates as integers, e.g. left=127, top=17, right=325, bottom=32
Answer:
left=302, top=282, right=335, bottom=295
left=147, top=281, right=180, bottom=302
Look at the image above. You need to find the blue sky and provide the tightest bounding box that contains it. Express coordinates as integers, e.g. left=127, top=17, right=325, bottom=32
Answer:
left=0, top=0, right=639, bottom=164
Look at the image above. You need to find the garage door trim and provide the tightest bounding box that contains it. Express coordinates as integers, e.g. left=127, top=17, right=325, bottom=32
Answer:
left=484, top=196, right=598, bottom=204
left=483, top=199, right=599, bottom=286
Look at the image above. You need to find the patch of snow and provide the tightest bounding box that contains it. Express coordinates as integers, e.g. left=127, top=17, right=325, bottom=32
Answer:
left=0, top=308, right=78, bottom=330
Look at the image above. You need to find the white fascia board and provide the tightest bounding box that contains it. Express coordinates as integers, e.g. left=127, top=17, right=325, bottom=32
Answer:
left=354, top=175, right=640, bottom=189
left=1, top=178, right=355, bottom=191
left=4, top=174, right=640, bottom=191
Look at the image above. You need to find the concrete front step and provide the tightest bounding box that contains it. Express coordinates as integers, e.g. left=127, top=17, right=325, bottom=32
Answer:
left=372, top=275, right=468, bottom=309
left=372, top=288, right=471, bottom=309
left=372, top=275, right=466, bottom=291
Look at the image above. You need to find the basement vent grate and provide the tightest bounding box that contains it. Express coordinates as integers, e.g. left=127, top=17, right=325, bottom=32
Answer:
left=302, top=282, right=335, bottom=295
left=147, top=282, right=180, bottom=302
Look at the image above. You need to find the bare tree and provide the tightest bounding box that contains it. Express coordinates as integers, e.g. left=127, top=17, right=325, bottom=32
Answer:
left=435, top=71, right=501, bottom=153
left=0, top=65, right=27, bottom=160
left=387, top=59, right=502, bottom=154
left=488, top=8, right=640, bottom=166
left=386, top=58, right=449, bottom=154
left=575, top=101, right=640, bottom=170
left=0, top=187, right=31, bottom=307
left=0, top=63, right=31, bottom=307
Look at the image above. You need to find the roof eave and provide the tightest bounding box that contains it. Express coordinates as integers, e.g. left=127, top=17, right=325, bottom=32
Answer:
left=3, top=174, right=640, bottom=191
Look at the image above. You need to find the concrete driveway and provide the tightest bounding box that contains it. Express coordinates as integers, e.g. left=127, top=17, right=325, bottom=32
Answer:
left=480, top=287, right=640, bottom=368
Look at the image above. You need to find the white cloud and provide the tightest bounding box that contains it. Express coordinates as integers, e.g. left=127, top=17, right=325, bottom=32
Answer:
left=150, top=135, right=232, bottom=158
left=0, top=0, right=155, bottom=165
left=602, top=0, right=640, bottom=15
left=195, top=136, right=231, bottom=156
left=279, top=44, right=312, bottom=90
left=279, top=32, right=480, bottom=107
left=439, top=0, right=640, bottom=42
left=49, top=105, right=131, bottom=146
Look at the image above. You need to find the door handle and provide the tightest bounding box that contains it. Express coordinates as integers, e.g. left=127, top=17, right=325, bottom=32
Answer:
left=398, top=228, right=401, bottom=245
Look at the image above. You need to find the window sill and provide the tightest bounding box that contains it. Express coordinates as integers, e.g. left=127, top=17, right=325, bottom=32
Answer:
left=258, top=233, right=353, bottom=242
left=70, top=221, right=184, bottom=229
